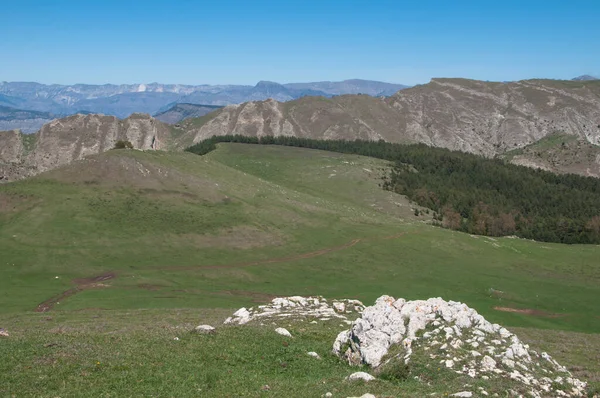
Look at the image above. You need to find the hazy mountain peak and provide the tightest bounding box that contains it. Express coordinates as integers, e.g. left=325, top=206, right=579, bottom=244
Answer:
left=572, top=75, right=598, bottom=81
left=255, top=80, right=284, bottom=88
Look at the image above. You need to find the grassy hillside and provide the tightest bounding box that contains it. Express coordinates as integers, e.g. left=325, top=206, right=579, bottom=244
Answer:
left=503, top=132, right=600, bottom=177
left=1, top=144, right=599, bottom=396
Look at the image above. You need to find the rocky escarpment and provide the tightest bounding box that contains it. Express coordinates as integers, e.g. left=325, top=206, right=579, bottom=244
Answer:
left=182, top=78, right=600, bottom=161
left=0, top=113, right=171, bottom=182
left=333, top=296, right=587, bottom=397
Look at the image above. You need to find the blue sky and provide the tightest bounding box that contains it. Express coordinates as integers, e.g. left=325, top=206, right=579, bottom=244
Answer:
left=2, top=0, right=599, bottom=85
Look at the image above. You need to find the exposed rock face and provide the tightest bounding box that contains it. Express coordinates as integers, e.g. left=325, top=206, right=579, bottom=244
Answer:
left=0, top=130, right=24, bottom=164
left=182, top=78, right=600, bottom=163
left=0, top=113, right=171, bottom=182
left=333, top=296, right=587, bottom=398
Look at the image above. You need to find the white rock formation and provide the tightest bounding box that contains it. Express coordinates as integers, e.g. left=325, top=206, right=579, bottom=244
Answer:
left=224, top=296, right=364, bottom=325
left=333, top=296, right=587, bottom=397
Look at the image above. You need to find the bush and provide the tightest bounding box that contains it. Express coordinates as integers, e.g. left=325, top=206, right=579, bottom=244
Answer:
left=114, top=140, right=133, bottom=149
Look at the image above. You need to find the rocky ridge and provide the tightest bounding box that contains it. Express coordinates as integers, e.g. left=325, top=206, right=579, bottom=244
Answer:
left=0, top=113, right=171, bottom=182
left=183, top=78, right=600, bottom=166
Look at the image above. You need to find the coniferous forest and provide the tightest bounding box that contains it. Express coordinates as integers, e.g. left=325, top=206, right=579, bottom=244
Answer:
left=187, top=135, right=600, bottom=244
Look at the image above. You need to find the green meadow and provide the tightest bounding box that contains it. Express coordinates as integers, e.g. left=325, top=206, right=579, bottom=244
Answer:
left=1, top=143, right=599, bottom=396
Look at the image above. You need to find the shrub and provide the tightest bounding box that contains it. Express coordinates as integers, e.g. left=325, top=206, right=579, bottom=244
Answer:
left=114, top=140, right=133, bottom=149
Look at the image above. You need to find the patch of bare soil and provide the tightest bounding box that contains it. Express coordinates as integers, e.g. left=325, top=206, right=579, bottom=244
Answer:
left=0, top=192, right=36, bottom=213
left=35, top=272, right=116, bottom=312
left=493, top=306, right=566, bottom=318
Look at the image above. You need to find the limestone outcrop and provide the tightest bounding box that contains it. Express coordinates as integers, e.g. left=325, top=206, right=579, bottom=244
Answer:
left=333, top=296, right=587, bottom=397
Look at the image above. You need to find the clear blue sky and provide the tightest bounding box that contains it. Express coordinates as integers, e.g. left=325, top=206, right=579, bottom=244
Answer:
left=2, top=0, right=599, bottom=85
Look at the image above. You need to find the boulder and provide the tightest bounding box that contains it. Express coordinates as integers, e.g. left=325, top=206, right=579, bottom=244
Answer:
left=346, top=372, right=376, bottom=382
left=275, top=327, right=292, bottom=337
left=194, top=325, right=215, bottom=334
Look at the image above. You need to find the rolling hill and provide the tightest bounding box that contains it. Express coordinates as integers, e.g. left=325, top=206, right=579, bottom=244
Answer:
left=1, top=143, right=599, bottom=395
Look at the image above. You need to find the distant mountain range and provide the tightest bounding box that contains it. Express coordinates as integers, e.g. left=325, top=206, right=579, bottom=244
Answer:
left=0, top=106, right=57, bottom=133
left=2, top=77, right=599, bottom=182
left=0, top=79, right=408, bottom=119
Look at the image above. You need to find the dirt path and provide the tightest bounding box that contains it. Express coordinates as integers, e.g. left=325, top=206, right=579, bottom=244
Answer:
left=35, top=272, right=116, bottom=313
left=493, top=306, right=566, bottom=318
left=34, top=232, right=409, bottom=311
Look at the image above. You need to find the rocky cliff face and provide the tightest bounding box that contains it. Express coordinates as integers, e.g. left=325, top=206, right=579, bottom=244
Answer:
left=0, top=113, right=171, bottom=182
left=3, top=79, right=600, bottom=182
left=388, top=78, right=600, bottom=156
left=183, top=79, right=600, bottom=159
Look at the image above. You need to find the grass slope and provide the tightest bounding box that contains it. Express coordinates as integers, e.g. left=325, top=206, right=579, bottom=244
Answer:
left=1, top=143, right=599, bottom=395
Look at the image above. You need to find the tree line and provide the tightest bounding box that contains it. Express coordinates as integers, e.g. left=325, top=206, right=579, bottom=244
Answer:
left=186, top=135, right=600, bottom=244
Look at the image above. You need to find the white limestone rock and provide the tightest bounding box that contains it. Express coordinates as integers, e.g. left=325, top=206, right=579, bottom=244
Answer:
left=224, top=296, right=364, bottom=325
left=275, top=327, right=292, bottom=337
left=194, top=324, right=216, bottom=334
left=333, top=295, right=587, bottom=397
left=346, top=372, right=376, bottom=382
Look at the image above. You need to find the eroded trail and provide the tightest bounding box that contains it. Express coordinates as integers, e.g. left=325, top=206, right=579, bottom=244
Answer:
left=34, top=232, right=409, bottom=311
left=35, top=272, right=116, bottom=312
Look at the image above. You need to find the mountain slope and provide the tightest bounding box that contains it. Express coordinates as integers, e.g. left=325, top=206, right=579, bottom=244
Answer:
left=153, top=103, right=223, bottom=124
left=572, top=75, right=598, bottom=81
left=181, top=78, right=600, bottom=159
left=501, top=133, right=600, bottom=177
